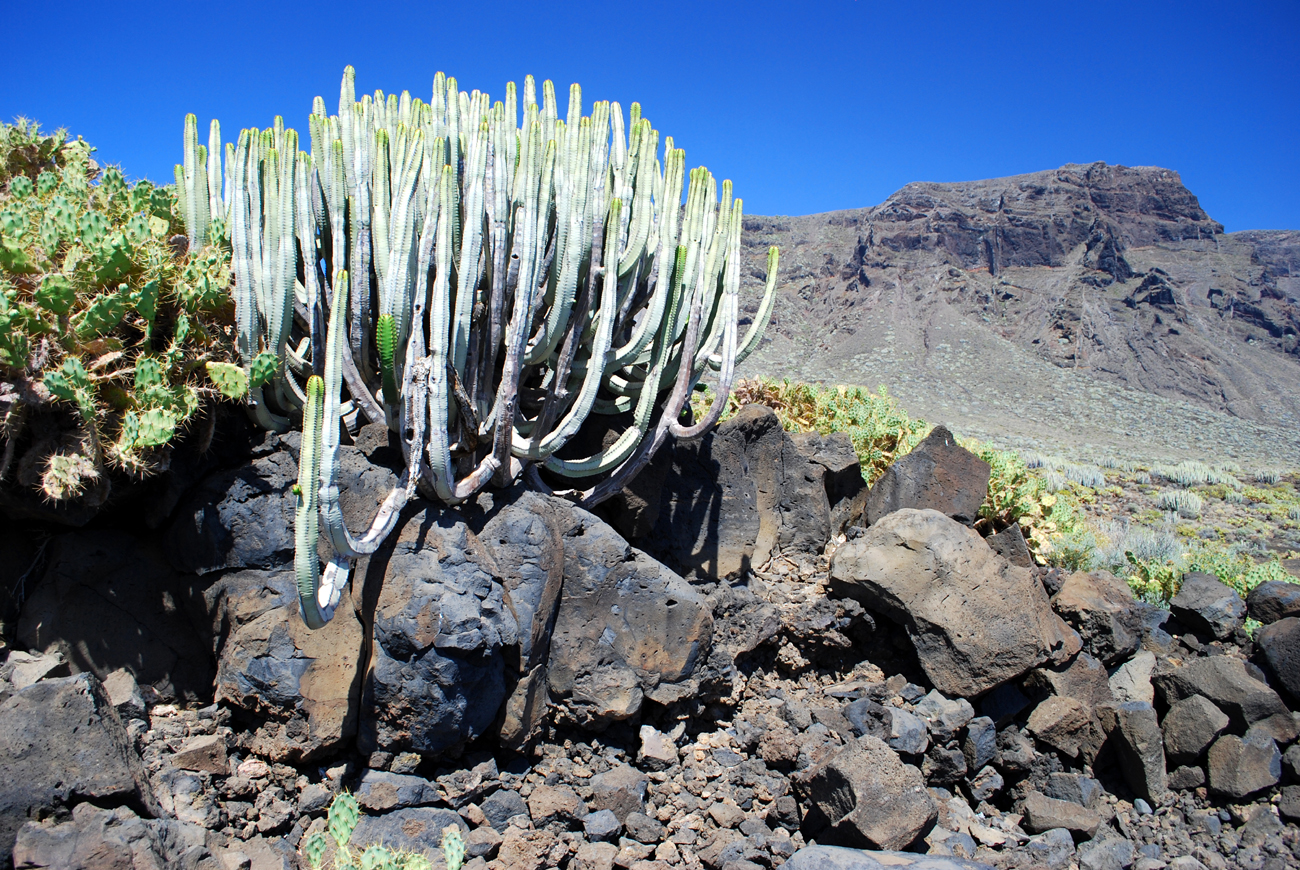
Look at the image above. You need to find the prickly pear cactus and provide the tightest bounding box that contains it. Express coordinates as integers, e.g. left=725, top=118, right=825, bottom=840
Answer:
left=327, top=792, right=361, bottom=852
left=441, top=826, right=465, bottom=870
left=301, top=831, right=328, bottom=870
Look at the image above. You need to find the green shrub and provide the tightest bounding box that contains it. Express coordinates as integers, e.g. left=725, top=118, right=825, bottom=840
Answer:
left=0, top=118, right=237, bottom=500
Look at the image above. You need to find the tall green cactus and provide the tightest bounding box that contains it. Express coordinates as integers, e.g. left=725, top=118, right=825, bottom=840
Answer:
left=184, top=66, right=780, bottom=628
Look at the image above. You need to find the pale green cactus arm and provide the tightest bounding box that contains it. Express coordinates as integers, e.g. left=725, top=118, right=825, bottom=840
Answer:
left=316, top=271, right=410, bottom=567
left=181, top=114, right=210, bottom=250
left=207, top=119, right=223, bottom=224
left=295, top=375, right=328, bottom=630
left=733, top=245, right=780, bottom=366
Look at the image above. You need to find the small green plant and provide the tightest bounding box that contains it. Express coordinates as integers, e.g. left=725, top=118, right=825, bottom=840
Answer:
left=301, top=792, right=436, bottom=870
left=442, top=826, right=465, bottom=870
left=1255, top=469, right=1283, bottom=485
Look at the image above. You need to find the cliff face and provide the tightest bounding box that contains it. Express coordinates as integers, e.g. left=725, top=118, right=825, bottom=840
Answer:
left=736, top=163, right=1300, bottom=461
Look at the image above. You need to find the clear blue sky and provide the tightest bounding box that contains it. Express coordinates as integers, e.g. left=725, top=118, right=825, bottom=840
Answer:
left=4, top=1, right=1296, bottom=232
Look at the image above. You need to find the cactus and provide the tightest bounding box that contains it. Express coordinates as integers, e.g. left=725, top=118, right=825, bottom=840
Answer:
left=182, top=67, right=780, bottom=628
left=206, top=361, right=248, bottom=398
left=42, top=452, right=99, bottom=501
left=440, top=826, right=465, bottom=870
left=301, top=831, right=328, bottom=870
left=326, top=792, right=360, bottom=853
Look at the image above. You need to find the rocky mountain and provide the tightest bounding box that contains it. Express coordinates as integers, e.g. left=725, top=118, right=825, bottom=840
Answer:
left=736, top=163, right=1300, bottom=464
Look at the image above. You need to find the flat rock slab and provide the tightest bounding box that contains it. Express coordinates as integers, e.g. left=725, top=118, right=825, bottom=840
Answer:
left=0, top=674, right=156, bottom=867
left=783, top=844, right=993, bottom=869
left=829, top=509, right=1079, bottom=697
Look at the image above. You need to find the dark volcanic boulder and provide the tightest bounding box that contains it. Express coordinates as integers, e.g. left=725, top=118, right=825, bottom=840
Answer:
left=790, top=430, right=867, bottom=532
left=863, top=425, right=990, bottom=527
left=1153, top=655, right=1289, bottom=728
left=1050, top=571, right=1144, bottom=664
left=1256, top=617, right=1300, bottom=699
left=16, top=531, right=213, bottom=703
left=782, top=845, right=993, bottom=869
left=1247, top=581, right=1300, bottom=626
left=1162, top=695, right=1229, bottom=764
left=546, top=503, right=713, bottom=725
left=164, top=432, right=299, bottom=574
left=0, top=674, right=157, bottom=866
left=798, top=735, right=937, bottom=851
left=1170, top=572, right=1246, bottom=639
left=360, top=511, right=519, bottom=757
left=1207, top=731, right=1282, bottom=799
left=829, top=509, right=1080, bottom=696
left=476, top=491, right=566, bottom=748
left=12, top=804, right=238, bottom=870
left=985, top=523, right=1033, bottom=568
left=616, top=404, right=832, bottom=580
left=205, top=568, right=365, bottom=763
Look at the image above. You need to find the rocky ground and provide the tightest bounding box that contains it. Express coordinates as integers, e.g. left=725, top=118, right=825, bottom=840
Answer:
left=4, top=412, right=1300, bottom=870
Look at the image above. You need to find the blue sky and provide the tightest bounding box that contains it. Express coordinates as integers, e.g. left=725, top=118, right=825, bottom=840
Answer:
left=4, top=1, right=1296, bottom=232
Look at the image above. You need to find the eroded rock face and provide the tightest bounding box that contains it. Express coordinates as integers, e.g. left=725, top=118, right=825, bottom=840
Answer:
left=360, top=512, right=518, bottom=757
left=617, top=405, right=832, bottom=580
left=16, top=532, right=212, bottom=703
left=829, top=509, right=1079, bottom=696
left=862, top=425, right=990, bottom=527
left=206, top=569, right=364, bottom=763
left=12, top=803, right=240, bottom=870
left=0, top=674, right=156, bottom=866
left=546, top=503, right=713, bottom=725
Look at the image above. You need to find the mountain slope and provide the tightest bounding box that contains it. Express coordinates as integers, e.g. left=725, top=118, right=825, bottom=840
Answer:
left=736, top=163, right=1300, bottom=464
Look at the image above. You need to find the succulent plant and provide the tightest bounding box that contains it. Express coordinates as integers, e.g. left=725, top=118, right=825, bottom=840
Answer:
left=185, top=66, right=779, bottom=627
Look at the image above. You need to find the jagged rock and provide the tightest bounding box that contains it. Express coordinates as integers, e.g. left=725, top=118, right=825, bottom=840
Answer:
left=782, top=844, right=994, bottom=869
left=995, top=727, right=1037, bottom=775
left=1077, top=836, right=1135, bottom=870
left=1207, top=731, right=1281, bottom=799
left=790, top=430, right=867, bottom=532
left=986, top=524, right=1034, bottom=568
left=573, top=840, right=620, bottom=870
left=923, top=746, right=967, bottom=784
left=465, top=824, right=502, bottom=860
left=474, top=490, right=566, bottom=748
left=1050, top=571, right=1144, bottom=665
left=347, top=807, right=468, bottom=853
left=1170, top=573, right=1246, bottom=640
left=798, top=735, right=937, bottom=851
left=863, top=425, right=990, bottom=527
left=170, top=734, right=227, bottom=775
left=1153, top=655, right=1289, bottom=728
left=1280, top=786, right=1300, bottom=823
left=1255, top=617, right=1300, bottom=698
left=830, top=509, right=1079, bottom=696
left=1247, top=581, right=1300, bottom=626
left=583, top=808, right=621, bottom=842
left=625, top=811, right=666, bottom=843
left=1022, top=791, right=1102, bottom=837
left=963, top=717, right=997, bottom=771
left=480, top=788, right=530, bottom=831
left=980, top=682, right=1033, bottom=727
left=590, top=765, right=649, bottom=822
left=16, top=532, right=212, bottom=702
left=1162, top=695, right=1230, bottom=764
left=844, top=700, right=929, bottom=754
left=1027, top=696, right=1100, bottom=760
left=913, top=691, right=975, bottom=744
left=1108, top=650, right=1156, bottom=705
left=1022, top=828, right=1075, bottom=870
left=2, top=651, right=70, bottom=691
left=359, top=511, right=518, bottom=757
left=546, top=503, right=712, bottom=724
left=0, top=674, right=157, bottom=866
left=205, top=567, right=364, bottom=763
left=102, top=668, right=146, bottom=721
left=1044, top=772, right=1104, bottom=809
left=615, top=405, right=832, bottom=580
left=11, top=803, right=228, bottom=870
left=354, top=770, right=440, bottom=812
left=164, top=432, right=299, bottom=574
left=966, top=766, right=1004, bottom=802
left=1168, top=765, right=1206, bottom=790
left=527, top=783, right=585, bottom=828
left=1108, top=701, right=1168, bottom=802
left=638, top=725, right=679, bottom=771
left=1026, top=652, right=1115, bottom=708
left=435, top=755, right=499, bottom=807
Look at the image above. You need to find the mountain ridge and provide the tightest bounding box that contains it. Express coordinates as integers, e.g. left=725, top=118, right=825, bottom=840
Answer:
left=735, top=162, right=1300, bottom=464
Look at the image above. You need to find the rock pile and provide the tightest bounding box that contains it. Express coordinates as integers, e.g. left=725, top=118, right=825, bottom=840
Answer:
left=2, top=410, right=1300, bottom=870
